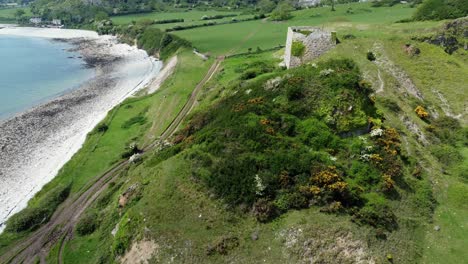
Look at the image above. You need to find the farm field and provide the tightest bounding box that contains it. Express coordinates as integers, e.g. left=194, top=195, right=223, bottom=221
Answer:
left=0, top=7, right=31, bottom=22
left=111, top=9, right=254, bottom=30
left=174, top=3, right=417, bottom=55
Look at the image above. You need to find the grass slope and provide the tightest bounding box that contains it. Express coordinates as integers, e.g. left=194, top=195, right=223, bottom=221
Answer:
left=2, top=3, right=467, bottom=263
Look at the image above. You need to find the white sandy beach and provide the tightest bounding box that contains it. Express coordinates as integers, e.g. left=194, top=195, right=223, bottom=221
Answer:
left=0, top=27, right=163, bottom=232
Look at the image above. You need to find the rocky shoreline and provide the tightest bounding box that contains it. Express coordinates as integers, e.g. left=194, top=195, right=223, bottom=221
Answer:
left=0, top=28, right=162, bottom=230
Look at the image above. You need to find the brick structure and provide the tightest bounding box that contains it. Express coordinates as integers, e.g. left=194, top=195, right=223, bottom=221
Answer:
left=284, top=26, right=337, bottom=69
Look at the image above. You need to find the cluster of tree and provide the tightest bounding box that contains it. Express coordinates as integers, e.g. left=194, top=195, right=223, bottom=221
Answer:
left=25, top=0, right=304, bottom=26
left=413, top=0, right=467, bottom=20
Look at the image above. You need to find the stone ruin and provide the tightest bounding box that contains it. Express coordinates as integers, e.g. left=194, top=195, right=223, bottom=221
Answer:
left=284, top=26, right=337, bottom=69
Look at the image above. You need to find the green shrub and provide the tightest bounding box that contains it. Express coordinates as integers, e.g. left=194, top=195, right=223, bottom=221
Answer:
left=367, top=51, right=376, bottom=61
left=430, top=144, right=463, bottom=166
left=76, top=212, right=99, bottom=236
left=353, top=201, right=397, bottom=230
left=121, top=144, right=141, bottom=159
left=97, top=123, right=108, bottom=133
left=270, top=2, right=293, bottom=21
left=252, top=199, right=278, bottom=222
left=413, top=0, right=467, bottom=20
left=429, top=116, right=463, bottom=145
left=137, top=27, right=191, bottom=59
left=121, top=115, right=147, bottom=129
left=137, top=27, right=165, bottom=55
left=274, top=192, right=309, bottom=211
left=379, top=98, right=401, bottom=113
left=5, top=184, right=71, bottom=232
left=291, top=41, right=305, bottom=57
left=154, top=18, right=184, bottom=24
left=5, top=207, right=50, bottom=233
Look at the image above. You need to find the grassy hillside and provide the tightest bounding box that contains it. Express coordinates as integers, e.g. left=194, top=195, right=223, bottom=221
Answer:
left=1, top=3, right=467, bottom=263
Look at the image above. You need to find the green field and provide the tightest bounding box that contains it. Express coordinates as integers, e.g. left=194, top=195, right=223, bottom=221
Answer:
left=0, top=7, right=31, bottom=22
left=111, top=9, right=254, bottom=30
left=174, top=3, right=416, bottom=55
left=112, top=10, right=237, bottom=25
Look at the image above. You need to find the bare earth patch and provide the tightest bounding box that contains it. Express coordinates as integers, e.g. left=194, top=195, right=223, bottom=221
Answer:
left=147, top=56, right=178, bottom=94
left=277, top=227, right=375, bottom=264
left=372, top=42, right=424, bottom=101
left=120, top=240, right=159, bottom=264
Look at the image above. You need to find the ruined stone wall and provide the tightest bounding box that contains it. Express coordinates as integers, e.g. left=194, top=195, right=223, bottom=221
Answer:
left=284, top=27, right=336, bottom=69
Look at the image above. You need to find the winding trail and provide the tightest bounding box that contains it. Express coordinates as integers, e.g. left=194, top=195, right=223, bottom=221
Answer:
left=0, top=57, right=224, bottom=264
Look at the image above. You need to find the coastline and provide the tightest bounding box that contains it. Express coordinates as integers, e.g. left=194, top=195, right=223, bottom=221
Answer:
left=0, top=27, right=162, bottom=231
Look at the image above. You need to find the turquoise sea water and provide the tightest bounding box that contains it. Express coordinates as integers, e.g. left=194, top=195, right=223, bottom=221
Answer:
left=0, top=35, right=94, bottom=120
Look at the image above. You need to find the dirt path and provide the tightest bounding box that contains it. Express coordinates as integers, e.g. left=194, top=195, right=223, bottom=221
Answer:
left=0, top=57, right=224, bottom=264
left=372, top=42, right=424, bottom=100
left=376, top=69, right=384, bottom=93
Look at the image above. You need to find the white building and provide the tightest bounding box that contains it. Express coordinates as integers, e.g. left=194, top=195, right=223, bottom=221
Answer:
left=29, top=17, right=42, bottom=25
left=52, top=19, right=62, bottom=26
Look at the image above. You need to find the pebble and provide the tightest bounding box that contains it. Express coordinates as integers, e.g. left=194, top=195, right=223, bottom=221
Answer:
left=251, top=230, right=259, bottom=241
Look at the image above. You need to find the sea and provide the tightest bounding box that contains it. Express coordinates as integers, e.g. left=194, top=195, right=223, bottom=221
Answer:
left=0, top=35, right=94, bottom=120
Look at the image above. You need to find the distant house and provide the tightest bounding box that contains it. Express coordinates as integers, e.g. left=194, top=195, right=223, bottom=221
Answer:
left=29, top=17, right=42, bottom=25
left=52, top=19, right=62, bottom=26
left=5, top=3, right=18, bottom=7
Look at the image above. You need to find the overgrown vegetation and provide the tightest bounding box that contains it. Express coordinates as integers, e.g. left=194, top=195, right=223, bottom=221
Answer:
left=413, top=0, right=467, bottom=21
left=124, top=26, right=191, bottom=59
left=5, top=184, right=70, bottom=232
left=167, top=59, right=415, bottom=228
left=291, top=41, right=305, bottom=57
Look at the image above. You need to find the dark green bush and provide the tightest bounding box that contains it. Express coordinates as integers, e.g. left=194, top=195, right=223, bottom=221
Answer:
left=136, top=27, right=191, bottom=59
left=97, top=123, right=109, bottom=133
left=291, top=41, right=305, bottom=57
left=121, top=144, right=141, bottom=159
left=429, top=116, right=463, bottom=145
left=252, top=199, right=278, bottom=222
left=5, top=207, right=49, bottom=233
left=379, top=98, right=401, bottom=113
left=5, top=184, right=71, bottom=232
left=121, top=116, right=147, bottom=129
left=154, top=18, right=184, bottom=24
left=353, top=202, right=398, bottom=230
left=430, top=144, right=463, bottom=166
left=413, top=0, right=467, bottom=21
left=367, top=51, right=376, bottom=61
left=137, top=27, right=165, bottom=55
left=76, top=212, right=99, bottom=236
